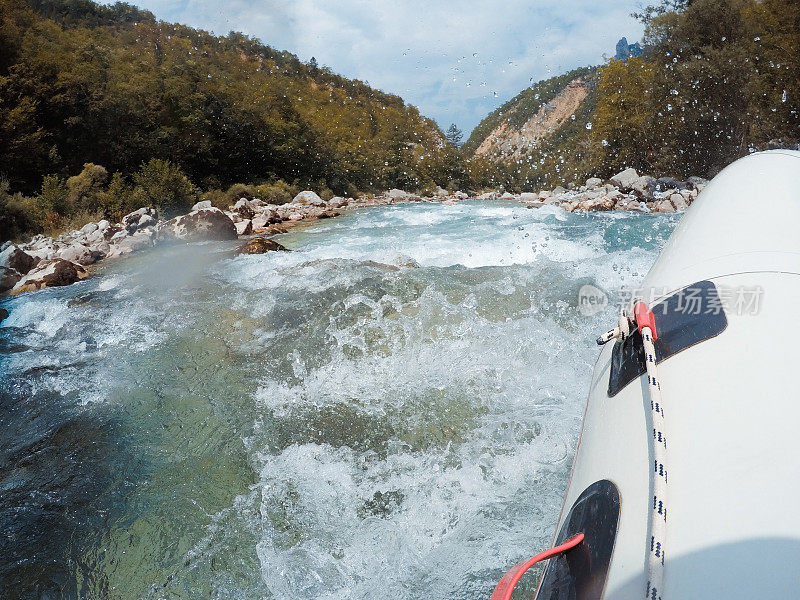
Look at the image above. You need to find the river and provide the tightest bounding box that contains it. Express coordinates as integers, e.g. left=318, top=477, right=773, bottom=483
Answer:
left=0, top=200, right=678, bottom=599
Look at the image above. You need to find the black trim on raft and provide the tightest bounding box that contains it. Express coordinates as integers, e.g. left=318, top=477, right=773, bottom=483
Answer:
left=534, top=479, right=621, bottom=600
left=608, top=280, right=728, bottom=397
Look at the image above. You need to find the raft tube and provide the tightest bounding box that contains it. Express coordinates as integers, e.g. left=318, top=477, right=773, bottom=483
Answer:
left=533, top=150, right=800, bottom=599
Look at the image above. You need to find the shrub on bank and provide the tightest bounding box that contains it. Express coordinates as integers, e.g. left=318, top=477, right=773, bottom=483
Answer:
left=133, top=159, right=199, bottom=217
left=254, top=180, right=299, bottom=205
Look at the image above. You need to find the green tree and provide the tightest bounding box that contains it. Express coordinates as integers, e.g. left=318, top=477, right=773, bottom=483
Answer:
left=445, top=124, right=463, bottom=147
left=133, top=158, right=198, bottom=216
left=67, top=163, right=108, bottom=213
left=592, top=58, right=656, bottom=173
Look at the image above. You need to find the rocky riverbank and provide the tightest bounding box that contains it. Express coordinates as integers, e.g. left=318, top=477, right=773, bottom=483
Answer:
left=0, top=188, right=455, bottom=297
left=477, top=168, right=709, bottom=213
left=0, top=169, right=705, bottom=300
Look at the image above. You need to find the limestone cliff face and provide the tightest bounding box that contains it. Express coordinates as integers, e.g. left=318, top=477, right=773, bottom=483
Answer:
left=473, top=79, right=589, bottom=160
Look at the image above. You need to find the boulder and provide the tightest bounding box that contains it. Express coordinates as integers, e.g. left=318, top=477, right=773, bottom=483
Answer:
left=452, top=191, right=469, bottom=200
left=56, top=243, right=104, bottom=266
left=235, top=220, right=253, bottom=236
left=231, top=198, right=255, bottom=219
left=647, top=177, right=691, bottom=197
left=85, top=228, right=107, bottom=245
left=292, top=191, right=326, bottom=207
left=630, top=175, right=654, bottom=197
left=0, top=307, right=8, bottom=324
left=577, top=196, right=616, bottom=211
left=122, top=207, right=158, bottom=234
left=653, top=199, right=676, bottom=213
left=500, top=191, right=516, bottom=199
left=538, top=190, right=552, bottom=200
left=686, top=176, right=709, bottom=190
left=519, top=192, right=539, bottom=203
left=80, top=222, right=99, bottom=235
left=586, top=177, right=603, bottom=188
left=236, top=237, right=289, bottom=254
left=552, top=185, right=567, bottom=195
left=252, top=210, right=280, bottom=230
left=158, top=207, right=237, bottom=242
left=109, top=229, right=129, bottom=244
left=191, top=200, right=213, bottom=211
left=277, top=204, right=325, bottom=221
left=103, top=225, right=123, bottom=240
left=328, top=196, right=349, bottom=208
left=670, top=193, right=689, bottom=211
left=476, top=191, right=498, bottom=201
left=610, top=168, right=640, bottom=190
left=0, top=243, right=37, bottom=275
left=107, top=231, right=154, bottom=257
left=11, top=259, right=89, bottom=294
left=0, top=266, right=21, bottom=292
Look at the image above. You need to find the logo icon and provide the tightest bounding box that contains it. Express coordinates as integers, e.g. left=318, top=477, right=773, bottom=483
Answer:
left=578, top=283, right=608, bottom=316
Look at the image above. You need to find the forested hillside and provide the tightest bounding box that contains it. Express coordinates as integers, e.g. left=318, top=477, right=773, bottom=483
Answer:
left=0, top=0, right=459, bottom=239
left=467, top=0, right=800, bottom=190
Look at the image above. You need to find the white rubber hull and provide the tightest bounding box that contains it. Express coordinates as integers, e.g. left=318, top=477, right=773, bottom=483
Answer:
left=548, top=150, right=800, bottom=598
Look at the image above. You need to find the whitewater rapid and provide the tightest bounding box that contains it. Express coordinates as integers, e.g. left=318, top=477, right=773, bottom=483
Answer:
left=0, top=200, right=678, bottom=599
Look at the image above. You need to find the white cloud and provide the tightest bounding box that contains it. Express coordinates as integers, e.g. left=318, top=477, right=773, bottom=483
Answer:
left=110, top=0, right=644, bottom=134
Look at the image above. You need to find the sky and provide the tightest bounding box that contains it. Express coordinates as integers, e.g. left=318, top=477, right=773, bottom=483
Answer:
left=106, top=0, right=645, bottom=136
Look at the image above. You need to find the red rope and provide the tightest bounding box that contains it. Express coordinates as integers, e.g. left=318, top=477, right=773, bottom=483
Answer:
left=489, top=533, right=585, bottom=600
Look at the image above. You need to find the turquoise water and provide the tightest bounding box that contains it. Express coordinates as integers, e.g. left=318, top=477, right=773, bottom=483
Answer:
left=0, top=200, right=679, bottom=599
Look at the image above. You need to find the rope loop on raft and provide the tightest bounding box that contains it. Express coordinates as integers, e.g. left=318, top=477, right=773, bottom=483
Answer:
left=598, top=301, right=667, bottom=600
left=489, top=533, right=585, bottom=600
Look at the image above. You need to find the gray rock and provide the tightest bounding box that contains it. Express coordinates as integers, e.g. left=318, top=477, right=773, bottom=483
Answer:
left=11, top=259, right=89, bottom=294
left=81, top=222, right=99, bottom=235
left=107, top=231, right=154, bottom=258
left=232, top=198, right=255, bottom=219
left=647, top=177, right=691, bottom=196
left=0, top=244, right=37, bottom=275
left=631, top=175, right=654, bottom=197
left=122, top=207, right=158, bottom=234
left=252, top=211, right=279, bottom=230
left=610, top=168, right=640, bottom=190
left=328, top=196, right=349, bottom=208
left=109, top=230, right=129, bottom=244
left=670, top=193, right=689, bottom=211
left=236, top=237, right=289, bottom=254
left=191, top=200, right=213, bottom=211
left=0, top=266, right=21, bottom=292
left=653, top=199, right=676, bottom=213
left=158, top=207, right=237, bottom=242
left=56, top=244, right=104, bottom=266
left=235, top=220, right=253, bottom=236
left=519, top=192, right=539, bottom=203
left=686, top=176, right=709, bottom=189
left=292, top=191, right=326, bottom=207
left=586, top=177, right=603, bottom=188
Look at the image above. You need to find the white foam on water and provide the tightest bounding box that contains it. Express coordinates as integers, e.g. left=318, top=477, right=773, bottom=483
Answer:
left=0, top=199, right=679, bottom=598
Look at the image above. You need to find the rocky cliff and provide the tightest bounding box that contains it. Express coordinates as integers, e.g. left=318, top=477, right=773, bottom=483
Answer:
left=473, top=78, right=590, bottom=160
left=463, top=67, right=598, bottom=172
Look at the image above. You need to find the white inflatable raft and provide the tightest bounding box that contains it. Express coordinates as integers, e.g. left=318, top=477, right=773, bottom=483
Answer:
left=517, top=150, right=800, bottom=599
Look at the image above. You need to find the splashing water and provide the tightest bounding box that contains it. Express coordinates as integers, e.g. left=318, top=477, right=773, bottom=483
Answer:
left=0, top=200, right=679, bottom=599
